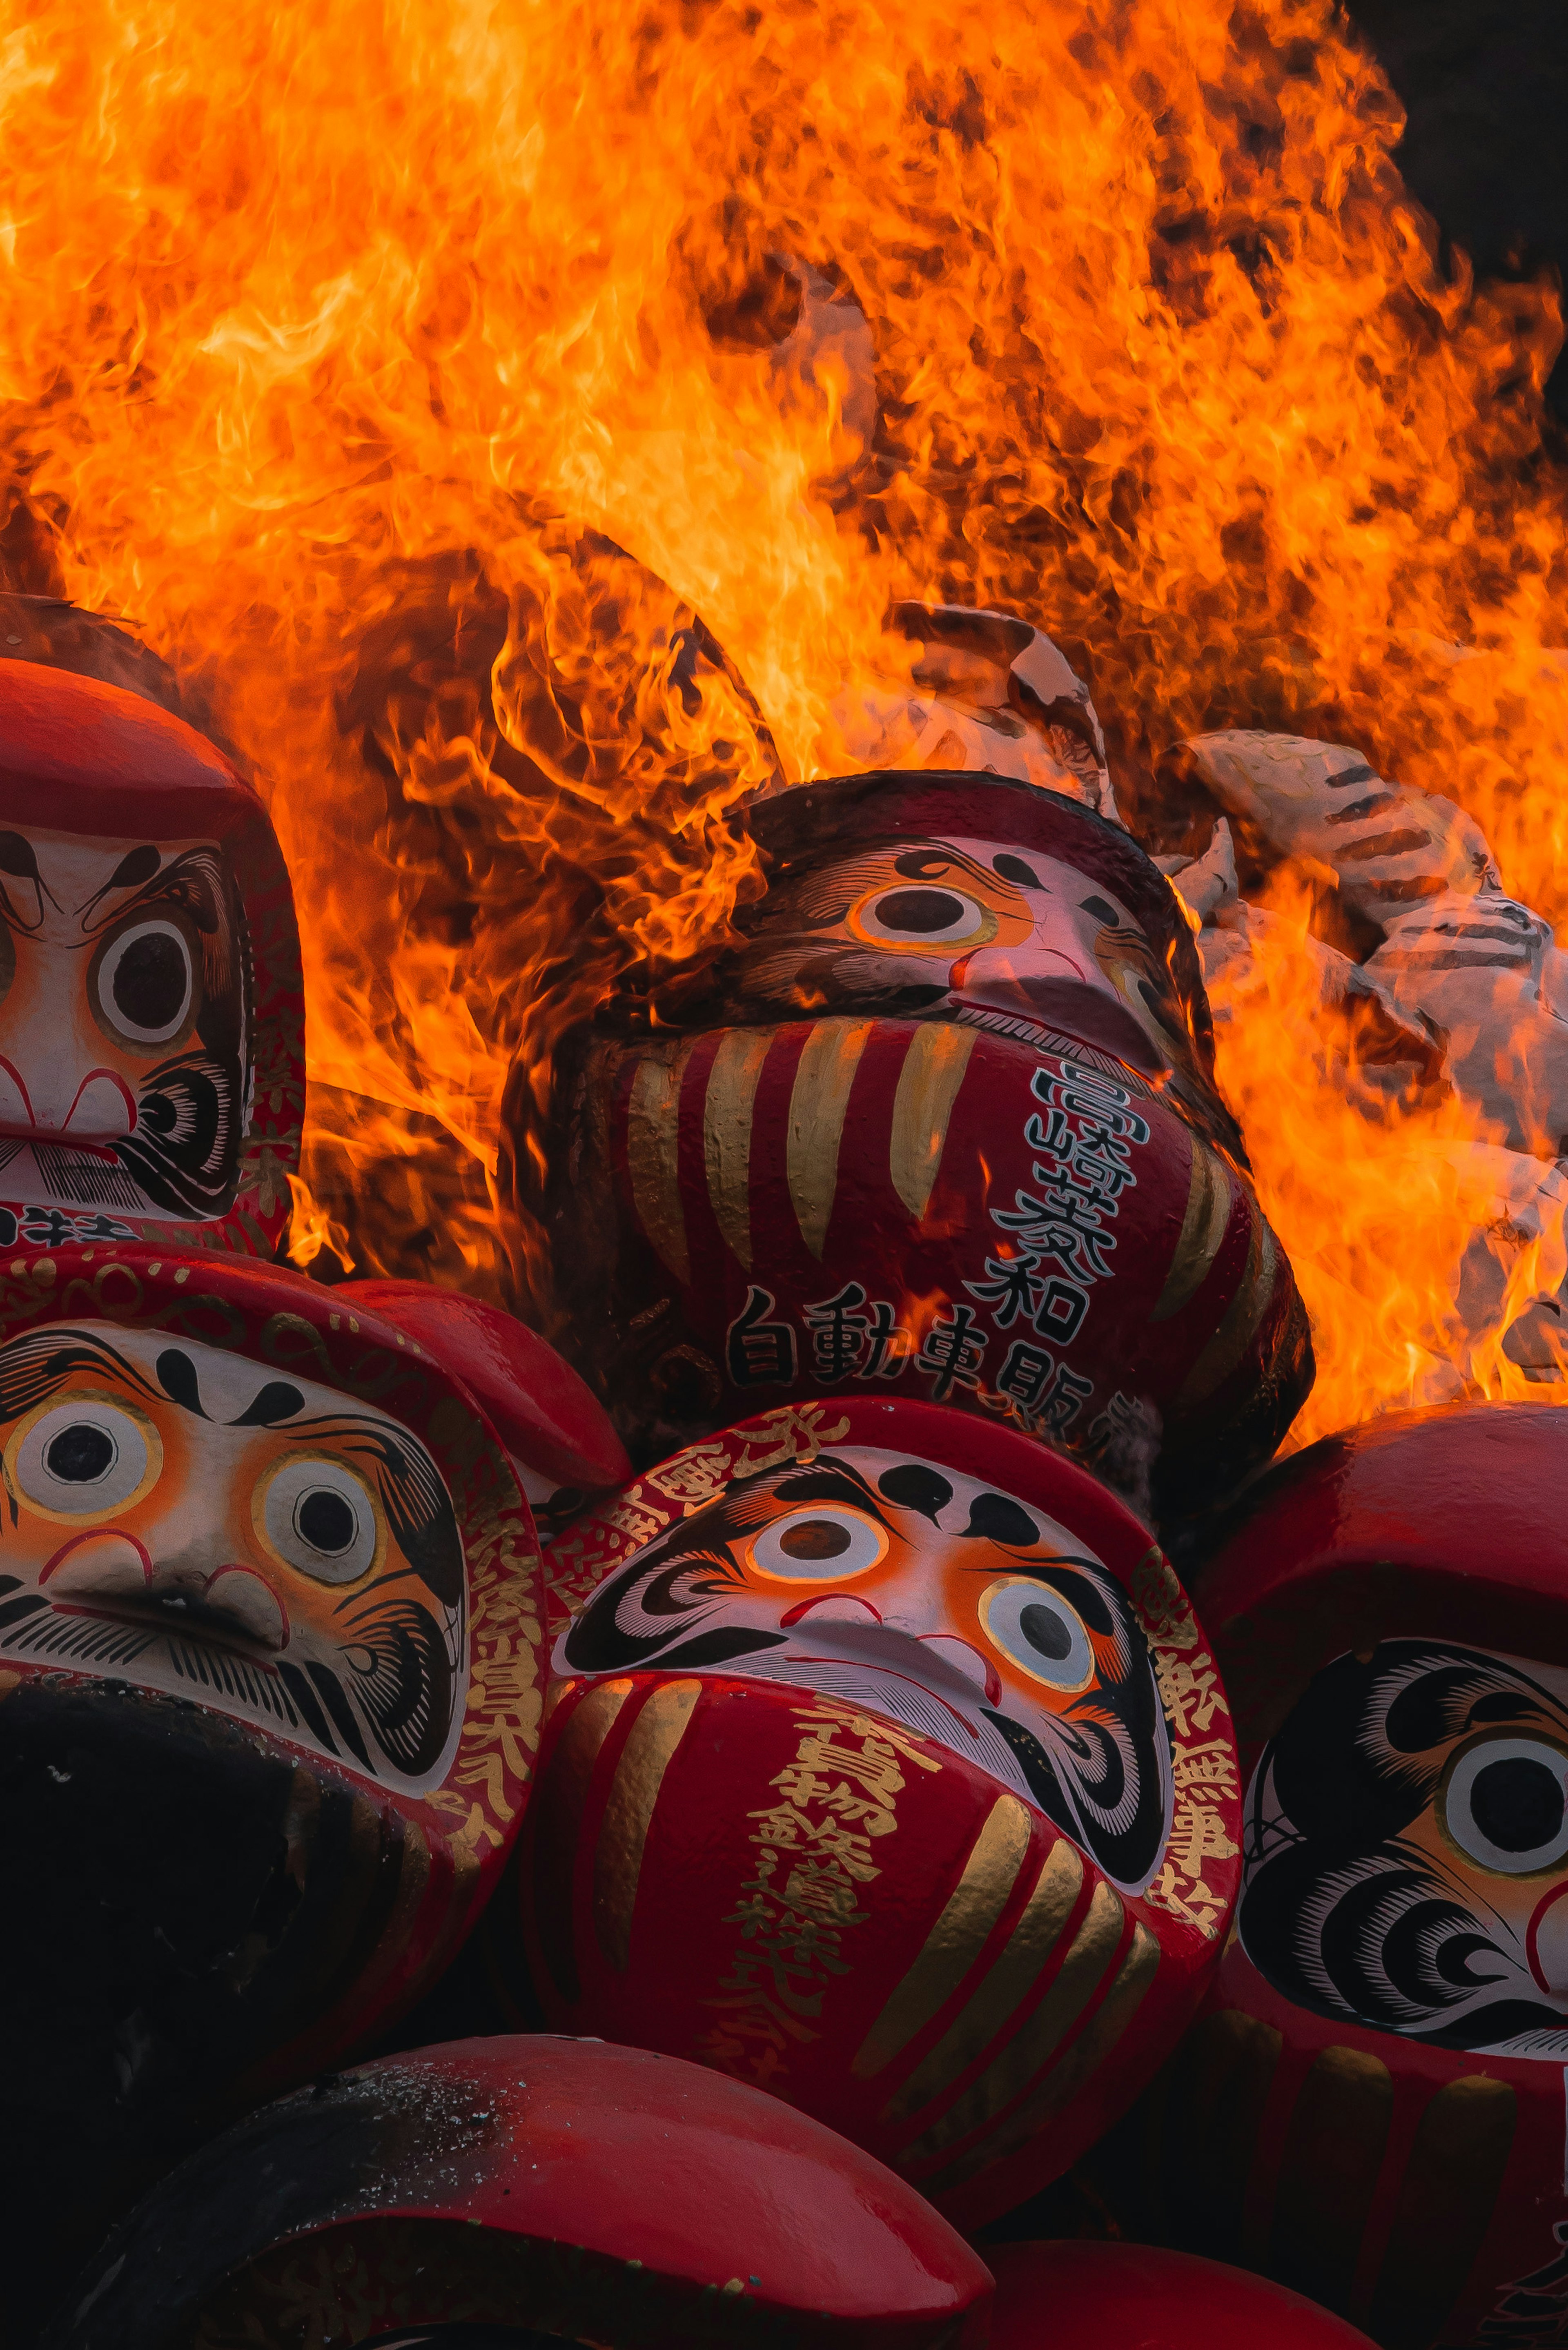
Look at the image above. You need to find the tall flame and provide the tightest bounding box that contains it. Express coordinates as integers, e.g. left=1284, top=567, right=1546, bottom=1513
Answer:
left=0, top=0, right=1563, bottom=1438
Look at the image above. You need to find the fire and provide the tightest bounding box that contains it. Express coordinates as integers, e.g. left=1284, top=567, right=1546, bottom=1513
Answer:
left=0, top=0, right=1563, bottom=1443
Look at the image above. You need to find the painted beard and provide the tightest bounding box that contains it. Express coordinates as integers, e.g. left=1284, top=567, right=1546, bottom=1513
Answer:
left=1240, top=1641, right=1568, bottom=2057
left=0, top=1323, right=465, bottom=1792
left=557, top=1447, right=1172, bottom=1895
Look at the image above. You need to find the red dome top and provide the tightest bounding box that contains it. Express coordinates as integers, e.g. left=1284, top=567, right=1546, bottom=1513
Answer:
left=1196, top=1402, right=1568, bottom=1757
left=340, top=1279, right=631, bottom=1493
left=986, top=2242, right=1376, bottom=2348
left=0, top=660, right=262, bottom=838
left=53, top=2035, right=994, bottom=2349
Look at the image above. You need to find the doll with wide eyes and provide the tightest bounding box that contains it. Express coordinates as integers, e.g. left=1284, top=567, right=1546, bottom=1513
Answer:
left=504, top=1396, right=1243, bottom=2229
left=0, top=1246, right=633, bottom=2332
left=0, top=659, right=302, bottom=1253
left=1114, top=1403, right=1568, bottom=2350
left=520, top=763, right=1310, bottom=1519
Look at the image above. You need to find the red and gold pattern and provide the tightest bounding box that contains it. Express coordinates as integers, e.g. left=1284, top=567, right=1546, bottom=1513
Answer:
left=540, top=1015, right=1309, bottom=1514
left=513, top=1400, right=1242, bottom=2228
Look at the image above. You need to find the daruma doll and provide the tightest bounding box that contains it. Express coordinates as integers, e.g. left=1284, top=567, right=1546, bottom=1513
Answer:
left=0, top=1246, right=565, bottom=2322
left=51, top=2036, right=993, bottom=2350
left=0, top=660, right=303, bottom=1255
left=1129, top=1404, right=1568, bottom=2349
left=519, top=771, right=1311, bottom=1515
left=506, top=1395, right=1244, bottom=2228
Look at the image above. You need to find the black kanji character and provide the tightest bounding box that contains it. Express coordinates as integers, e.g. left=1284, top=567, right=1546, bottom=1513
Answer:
left=726, top=1285, right=799, bottom=1388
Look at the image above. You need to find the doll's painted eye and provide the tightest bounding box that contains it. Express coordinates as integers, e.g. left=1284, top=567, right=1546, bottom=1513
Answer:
left=14, top=1399, right=156, bottom=1516
left=97, top=919, right=194, bottom=1045
left=978, top=1575, right=1096, bottom=1693
left=856, top=886, right=990, bottom=948
left=748, top=1506, right=888, bottom=1582
left=1442, top=1736, right=1568, bottom=1875
left=261, top=1457, right=381, bottom=1585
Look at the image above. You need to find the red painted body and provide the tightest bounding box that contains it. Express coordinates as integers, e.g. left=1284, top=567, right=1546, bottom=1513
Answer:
left=1132, top=1405, right=1568, bottom=2347
left=513, top=1397, right=1243, bottom=2230
left=985, top=2241, right=1379, bottom=2346
left=0, top=1246, right=545, bottom=2298
left=341, top=1278, right=631, bottom=1513
left=0, top=662, right=301, bottom=1256
left=53, top=2035, right=995, bottom=2349
left=519, top=770, right=1312, bottom=1516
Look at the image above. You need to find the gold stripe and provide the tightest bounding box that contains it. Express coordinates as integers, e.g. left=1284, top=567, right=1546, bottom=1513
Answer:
left=532, top=1678, right=632, bottom=2003
left=1152, top=1132, right=1231, bottom=1322
left=853, top=1795, right=1032, bottom=2082
left=627, top=1046, right=696, bottom=1286
left=898, top=1877, right=1125, bottom=2158
left=1173, top=1200, right=1278, bottom=1412
left=888, top=1022, right=977, bottom=1224
left=885, top=1837, right=1083, bottom=2123
left=920, top=1920, right=1160, bottom=2195
left=786, top=1019, right=874, bottom=1260
left=1268, top=2045, right=1394, bottom=2313
left=593, top=1679, right=702, bottom=1974
left=702, top=1028, right=774, bottom=1271
left=1367, top=2075, right=1516, bottom=2344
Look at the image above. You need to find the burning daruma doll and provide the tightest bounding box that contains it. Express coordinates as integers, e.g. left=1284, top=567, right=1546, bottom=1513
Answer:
left=0, top=1246, right=552, bottom=2318
left=520, top=766, right=1311, bottom=1515
left=508, top=1395, right=1243, bottom=2226
left=0, top=660, right=302, bottom=1254
left=1126, top=1404, right=1568, bottom=2348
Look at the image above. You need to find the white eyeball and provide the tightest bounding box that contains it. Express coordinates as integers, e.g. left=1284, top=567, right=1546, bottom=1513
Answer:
left=14, top=1399, right=156, bottom=1517
left=855, top=885, right=991, bottom=949
left=97, top=920, right=194, bottom=1045
left=1443, top=1736, right=1568, bottom=1876
left=748, top=1506, right=888, bottom=1582
left=261, top=1456, right=380, bottom=1585
left=979, top=1575, right=1096, bottom=1693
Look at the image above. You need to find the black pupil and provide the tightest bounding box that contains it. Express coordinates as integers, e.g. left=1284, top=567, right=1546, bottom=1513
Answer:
left=1019, top=1602, right=1075, bottom=1662
left=779, top=1518, right=853, bottom=1561
left=45, top=1423, right=115, bottom=1483
left=298, top=1488, right=356, bottom=1554
left=875, top=888, right=966, bottom=935
left=111, top=929, right=188, bottom=1032
left=1470, top=1754, right=1565, bottom=1853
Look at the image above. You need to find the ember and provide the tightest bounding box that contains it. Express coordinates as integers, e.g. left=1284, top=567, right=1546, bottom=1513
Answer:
left=0, top=0, right=1565, bottom=2344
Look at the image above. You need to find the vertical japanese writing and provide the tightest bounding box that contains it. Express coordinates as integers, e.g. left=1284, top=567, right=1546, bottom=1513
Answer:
left=695, top=1701, right=940, bottom=2089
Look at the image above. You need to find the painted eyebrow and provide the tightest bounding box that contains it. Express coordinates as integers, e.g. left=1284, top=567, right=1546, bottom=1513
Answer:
left=0, top=1328, right=165, bottom=1423
left=75, top=845, right=227, bottom=938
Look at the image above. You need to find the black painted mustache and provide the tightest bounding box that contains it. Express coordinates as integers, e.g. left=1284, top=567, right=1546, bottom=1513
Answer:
left=984, top=1704, right=1165, bottom=1891
left=117, top=1053, right=241, bottom=1219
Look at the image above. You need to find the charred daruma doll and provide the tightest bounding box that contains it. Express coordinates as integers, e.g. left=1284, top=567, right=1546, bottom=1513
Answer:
left=518, top=766, right=1311, bottom=1516
left=507, top=1396, right=1243, bottom=2227
left=1120, top=1405, right=1568, bottom=2349
left=50, top=2037, right=993, bottom=2350
left=0, top=660, right=303, bottom=1254
left=0, top=1247, right=571, bottom=2328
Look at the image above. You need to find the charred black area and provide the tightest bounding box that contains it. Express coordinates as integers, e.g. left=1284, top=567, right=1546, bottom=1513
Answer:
left=0, top=1677, right=414, bottom=2341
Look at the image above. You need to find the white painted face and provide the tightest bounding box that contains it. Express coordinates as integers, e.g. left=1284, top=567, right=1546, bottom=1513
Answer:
left=731, top=831, right=1194, bottom=1081
left=556, top=1443, right=1174, bottom=1893
left=0, top=1323, right=466, bottom=1791
left=0, top=825, right=248, bottom=1222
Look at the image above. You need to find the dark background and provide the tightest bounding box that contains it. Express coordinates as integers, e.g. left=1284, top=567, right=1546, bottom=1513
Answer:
left=1350, top=0, right=1568, bottom=413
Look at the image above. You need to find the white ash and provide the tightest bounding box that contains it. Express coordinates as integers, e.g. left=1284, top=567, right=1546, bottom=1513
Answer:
left=827, top=601, right=1121, bottom=822
left=1163, top=727, right=1568, bottom=1386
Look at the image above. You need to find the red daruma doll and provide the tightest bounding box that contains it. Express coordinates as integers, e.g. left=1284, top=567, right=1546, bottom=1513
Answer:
left=0, top=660, right=302, bottom=1255
left=517, top=767, right=1311, bottom=1517
left=506, top=1395, right=1244, bottom=2226
left=1120, top=1404, right=1568, bottom=2349
left=0, top=1247, right=621, bottom=2326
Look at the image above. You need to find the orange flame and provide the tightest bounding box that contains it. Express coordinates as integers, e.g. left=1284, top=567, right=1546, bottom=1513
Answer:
left=0, top=0, right=1563, bottom=1444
